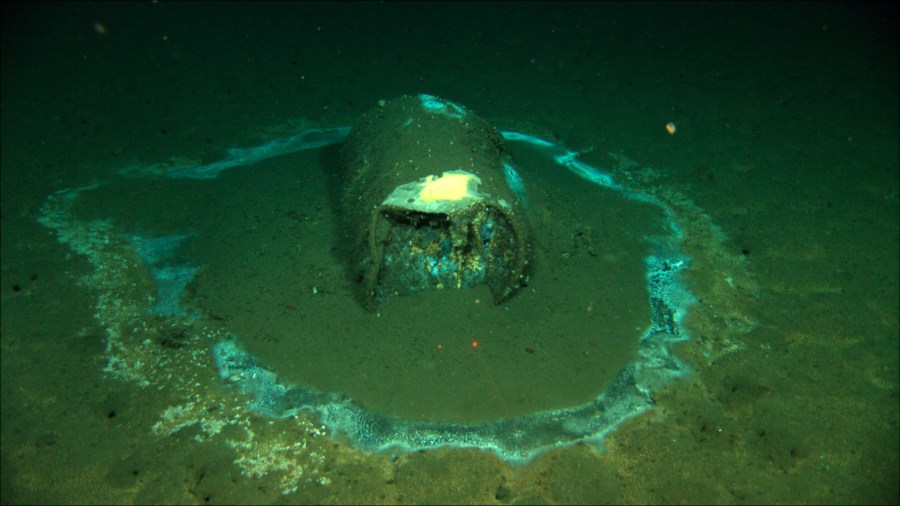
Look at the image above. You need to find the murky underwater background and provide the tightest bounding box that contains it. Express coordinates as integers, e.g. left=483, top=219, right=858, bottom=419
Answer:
left=1, top=2, right=897, bottom=504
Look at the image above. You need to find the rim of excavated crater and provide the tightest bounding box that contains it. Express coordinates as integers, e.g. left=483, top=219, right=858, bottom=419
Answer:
left=41, top=125, right=699, bottom=465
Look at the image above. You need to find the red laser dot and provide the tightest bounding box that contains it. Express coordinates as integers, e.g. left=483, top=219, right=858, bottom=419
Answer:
left=437, top=344, right=442, bottom=349
left=472, top=340, right=479, bottom=348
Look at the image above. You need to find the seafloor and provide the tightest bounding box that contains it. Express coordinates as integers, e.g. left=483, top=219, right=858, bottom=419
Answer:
left=1, top=2, right=897, bottom=504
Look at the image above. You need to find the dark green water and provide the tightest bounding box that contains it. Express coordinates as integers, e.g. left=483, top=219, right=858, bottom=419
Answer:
left=2, top=2, right=897, bottom=503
